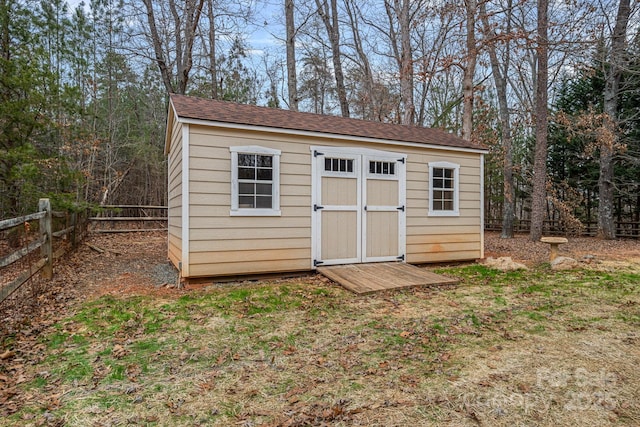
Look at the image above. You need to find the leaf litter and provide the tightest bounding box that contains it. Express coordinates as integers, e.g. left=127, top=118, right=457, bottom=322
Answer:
left=0, top=231, right=638, bottom=426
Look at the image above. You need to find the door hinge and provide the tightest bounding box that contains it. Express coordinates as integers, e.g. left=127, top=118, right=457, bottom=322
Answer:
left=314, top=204, right=324, bottom=211
left=398, top=158, right=405, bottom=164
left=397, top=254, right=405, bottom=261
left=314, top=259, right=324, bottom=267
left=314, top=150, right=324, bottom=157
left=397, top=205, right=405, bottom=211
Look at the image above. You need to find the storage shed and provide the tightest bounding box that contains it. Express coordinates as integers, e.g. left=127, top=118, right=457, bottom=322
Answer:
left=165, top=94, right=487, bottom=279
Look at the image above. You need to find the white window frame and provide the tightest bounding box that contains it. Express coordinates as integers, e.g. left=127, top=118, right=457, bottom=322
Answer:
left=366, top=156, right=399, bottom=180
left=321, top=156, right=357, bottom=178
left=230, top=145, right=281, bottom=216
left=428, top=161, right=459, bottom=217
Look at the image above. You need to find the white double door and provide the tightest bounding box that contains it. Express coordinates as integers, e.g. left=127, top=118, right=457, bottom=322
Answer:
left=312, top=147, right=406, bottom=267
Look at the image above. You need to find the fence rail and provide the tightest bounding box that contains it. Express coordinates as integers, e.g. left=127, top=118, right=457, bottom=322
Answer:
left=89, top=205, right=167, bottom=233
left=485, top=218, right=640, bottom=238
left=0, top=199, right=88, bottom=304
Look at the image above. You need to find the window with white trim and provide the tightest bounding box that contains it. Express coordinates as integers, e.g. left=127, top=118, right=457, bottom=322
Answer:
left=324, top=157, right=354, bottom=173
left=369, top=160, right=396, bottom=176
left=429, top=161, right=459, bottom=216
left=230, top=146, right=281, bottom=216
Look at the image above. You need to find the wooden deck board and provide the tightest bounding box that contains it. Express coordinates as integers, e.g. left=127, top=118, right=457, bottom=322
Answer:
left=318, top=262, right=458, bottom=294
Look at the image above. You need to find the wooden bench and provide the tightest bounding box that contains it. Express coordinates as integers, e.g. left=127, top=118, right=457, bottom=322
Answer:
left=540, top=237, right=568, bottom=261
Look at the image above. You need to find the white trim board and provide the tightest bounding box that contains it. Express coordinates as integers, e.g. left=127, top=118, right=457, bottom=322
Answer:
left=311, top=145, right=406, bottom=267
left=480, top=153, right=485, bottom=259
left=181, top=123, right=190, bottom=278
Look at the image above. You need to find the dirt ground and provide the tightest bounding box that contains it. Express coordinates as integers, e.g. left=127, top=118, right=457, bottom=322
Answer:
left=2, top=230, right=638, bottom=336
left=484, top=232, right=640, bottom=266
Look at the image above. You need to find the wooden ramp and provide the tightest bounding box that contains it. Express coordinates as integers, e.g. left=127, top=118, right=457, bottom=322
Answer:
left=317, top=262, right=458, bottom=294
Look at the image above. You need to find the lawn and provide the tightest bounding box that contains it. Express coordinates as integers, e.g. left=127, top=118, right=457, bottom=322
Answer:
left=2, top=262, right=640, bottom=426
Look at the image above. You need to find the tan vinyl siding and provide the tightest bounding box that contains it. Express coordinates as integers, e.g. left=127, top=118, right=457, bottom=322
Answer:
left=404, top=149, right=482, bottom=263
left=173, top=122, right=482, bottom=277
left=187, top=126, right=312, bottom=277
left=167, top=113, right=183, bottom=268
left=189, top=259, right=311, bottom=277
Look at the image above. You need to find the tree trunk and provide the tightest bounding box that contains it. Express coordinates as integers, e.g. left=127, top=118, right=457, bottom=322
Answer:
left=461, top=0, right=476, bottom=141
left=480, top=0, right=515, bottom=238
left=316, top=0, right=349, bottom=117
left=142, top=0, right=175, bottom=93
left=383, top=0, right=414, bottom=124
left=142, top=0, right=205, bottom=95
left=399, top=0, right=414, bottom=125
left=345, top=0, right=375, bottom=120
left=285, top=0, right=298, bottom=111
left=530, top=0, right=548, bottom=242
left=599, top=0, right=630, bottom=239
left=207, top=0, right=217, bottom=99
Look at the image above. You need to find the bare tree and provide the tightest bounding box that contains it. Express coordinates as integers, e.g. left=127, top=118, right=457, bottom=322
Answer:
left=315, top=0, right=349, bottom=117
left=344, top=0, right=375, bottom=120
left=599, top=0, right=630, bottom=239
left=142, top=0, right=205, bottom=94
left=385, top=0, right=414, bottom=125
left=285, top=0, right=298, bottom=111
left=206, top=0, right=217, bottom=99
left=461, top=0, right=477, bottom=141
left=530, top=0, right=548, bottom=241
left=413, top=5, right=457, bottom=127
left=480, top=0, right=515, bottom=238
left=299, top=48, right=332, bottom=114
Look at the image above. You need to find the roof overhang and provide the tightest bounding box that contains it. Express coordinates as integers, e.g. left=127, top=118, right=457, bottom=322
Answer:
left=172, top=115, right=489, bottom=155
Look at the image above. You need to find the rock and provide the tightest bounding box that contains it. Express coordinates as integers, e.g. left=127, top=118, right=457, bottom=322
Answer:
left=551, top=256, right=578, bottom=270
left=484, top=256, right=528, bottom=271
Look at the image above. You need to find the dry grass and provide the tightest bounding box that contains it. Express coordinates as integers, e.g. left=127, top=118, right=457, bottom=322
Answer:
left=1, top=234, right=639, bottom=426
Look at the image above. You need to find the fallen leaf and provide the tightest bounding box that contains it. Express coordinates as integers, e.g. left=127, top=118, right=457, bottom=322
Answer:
left=0, top=350, right=15, bottom=360
left=112, top=344, right=128, bottom=359
left=288, top=396, right=300, bottom=404
left=399, top=331, right=411, bottom=338
left=517, top=383, right=531, bottom=393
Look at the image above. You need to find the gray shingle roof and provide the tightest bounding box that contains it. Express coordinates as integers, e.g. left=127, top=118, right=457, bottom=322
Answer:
left=170, top=94, right=486, bottom=151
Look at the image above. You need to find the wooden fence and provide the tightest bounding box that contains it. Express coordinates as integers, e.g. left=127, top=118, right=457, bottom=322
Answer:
left=89, top=205, right=167, bottom=233
left=485, top=218, right=640, bottom=238
left=0, top=199, right=89, bottom=304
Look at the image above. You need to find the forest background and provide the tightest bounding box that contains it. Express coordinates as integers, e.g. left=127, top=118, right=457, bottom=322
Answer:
left=0, top=0, right=638, bottom=239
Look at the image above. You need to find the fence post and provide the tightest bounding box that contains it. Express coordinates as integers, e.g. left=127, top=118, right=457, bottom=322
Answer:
left=39, top=198, right=53, bottom=279
left=71, top=211, right=78, bottom=249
